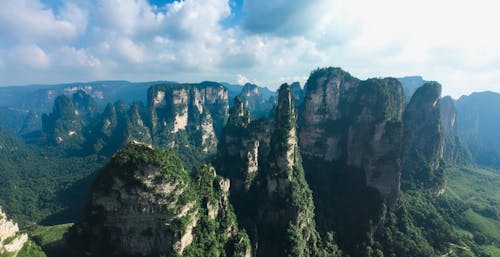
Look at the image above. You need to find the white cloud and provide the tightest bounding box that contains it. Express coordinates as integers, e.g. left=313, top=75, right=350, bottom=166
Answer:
left=0, top=0, right=85, bottom=47
left=0, top=0, right=499, bottom=98
left=236, top=74, right=250, bottom=85
left=7, top=44, right=50, bottom=69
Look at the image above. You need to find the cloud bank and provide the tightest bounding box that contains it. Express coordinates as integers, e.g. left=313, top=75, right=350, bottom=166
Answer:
left=0, top=0, right=499, bottom=98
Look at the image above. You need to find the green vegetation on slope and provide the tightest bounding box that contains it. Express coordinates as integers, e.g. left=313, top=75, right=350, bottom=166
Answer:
left=0, top=128, right=104, bottom=224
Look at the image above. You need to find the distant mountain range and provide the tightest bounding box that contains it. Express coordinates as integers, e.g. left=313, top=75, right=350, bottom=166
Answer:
left=0, top=69, right=498, bottom=257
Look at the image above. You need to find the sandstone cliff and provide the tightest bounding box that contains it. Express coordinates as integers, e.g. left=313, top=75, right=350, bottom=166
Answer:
left=148, top=82, right=229, bottom=155
left=42, top=94, right=86, bottom=146
left=257, top=83, right=325, bottom=257
left=0, top=207, right=28, bottom=256
left=238, top=83, right=275, bottom=118
left=67, top=142, right=250, bottom=257
left=297, top=67, right=405, bottom=253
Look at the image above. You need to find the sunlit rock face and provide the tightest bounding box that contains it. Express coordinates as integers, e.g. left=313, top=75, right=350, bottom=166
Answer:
left=0, top=207, right=28, bottom=256
left=67, top=142, right=199, bottom=257
left=148, top=82, right=229, bottom=154
left=67, top=142, right=251, bottom=257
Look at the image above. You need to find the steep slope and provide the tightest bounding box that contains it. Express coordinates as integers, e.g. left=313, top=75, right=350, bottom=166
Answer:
left=67, top=142, right=250, bottom=257
left=439, top=96, right=473, bottom=166
left=41, top=94, right=86, bottom=147
left=402, top=82, right=445, bottom=192
left=148, top=82, right=228, bottom=160
left=87, top=101, right=151, bottom=156
left=298, top=67, right=405, bottom=253
left=456, top=91, right=500, bottom=170
left=238, top=83, right=275, bottom=118
left=256, top=84, right=327, bottom=257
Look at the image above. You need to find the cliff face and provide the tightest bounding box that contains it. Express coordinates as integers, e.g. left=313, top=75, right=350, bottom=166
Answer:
left=67, top=142, right=250, bottom=257
left=148, top=82, right=229, bottom=155
left=402, top=82, right=445, bottom=192
left=88, top=101, right=152, bottom=156
left=346, top=78, right=405, bottom=206
left=297, top=68, right=405, bottom=253
left=238, top=83, right=275, bottom=118
left=42, top=94, right=86, bottom=146
left=456, top=91, right=500, bottom=169
left=440, top=96, right=473, bottom=166
left=257, top=84, right=324, bottom=257
left=0, top=207, right=28, bottom=256
left=299, top=68, right=403, bottom=206
left=299, top=67, right=360, bottom=161
left=290, top=82, right=304, bottom=108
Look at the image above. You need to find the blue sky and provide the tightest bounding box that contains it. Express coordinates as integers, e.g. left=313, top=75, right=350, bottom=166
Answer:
left=0, top=0, right=499, bottom=98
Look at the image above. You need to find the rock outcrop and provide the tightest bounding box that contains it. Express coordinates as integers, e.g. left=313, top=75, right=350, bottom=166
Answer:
left=0, top=207, right=28, bottom=256
left=67, top=142, right=250, bottom=257
left=148, top=82, right=229, bottom=155
left=402, top=82, right=445, bottom=192
left=299, top=68, right=403, bottom=206
left=290, top=82, right=304, bottom=109
left=238, top=83, right=275, bottom=118
left=456, top=91, right=500, bottom=169
left=346, top=78, right=405, bottom=206
left=42, top=94, right=86, bottom=146
left=440, top=96, right=473, bottom=166
left=88, top=101, right=152, bottom=156
left=297, top=67, right=405, bottom=253
left=256, top=84, right=331, bottom=257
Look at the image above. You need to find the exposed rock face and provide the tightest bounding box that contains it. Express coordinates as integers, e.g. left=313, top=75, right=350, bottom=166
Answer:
left=456, top=91, right=500, bottom=169
left=299, top=67, right=360, bottom=161
left=299, top=68, right=403, bottom=206
left=297, top=67, right=405, bottom=253
left=238, top=83, right=275, bottom=118
left=67, top=143, right=198, bottom=257
left=440, top=96, right=473, bottom=166
left=72, top=89, right=97, bottom=119
left=0, top=207, right=28, bottom=256
left=67, top=142, right=251, bottom=257
left=42, top=94, right=85, bottom=145
left=218, top=97, right=254, bottom=192
left=89, top=101, right=152, bottom=155
left=346, top=78, right=405, bottom=206
left=290, top=82, right=304, bottom=109
left=148, top=82, right=228, bottom=154
left=256, top=84, right=324, bottom=257
left=402, top=82, right=445, bottom=191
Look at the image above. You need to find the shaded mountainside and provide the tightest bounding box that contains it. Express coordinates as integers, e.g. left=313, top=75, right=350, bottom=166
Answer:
left=456, top=91, right=500, bottom=170
left=67, top=142, right=251, bottom=257
left=397, top=76, right=428, bottom=100
left=401, top=82, right=445, bottom=192
left=298, top=68, right=405, bottom=253
left=238, top=83, right=275, bottom=119
left=440, top=96, right=474, bottom=166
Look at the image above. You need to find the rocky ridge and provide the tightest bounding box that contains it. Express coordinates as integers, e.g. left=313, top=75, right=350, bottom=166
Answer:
left=67, top=142, right=250, bottom=257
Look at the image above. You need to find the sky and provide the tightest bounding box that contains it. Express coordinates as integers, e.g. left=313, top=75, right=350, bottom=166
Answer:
left=0, top=0, right=500, bottom=98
